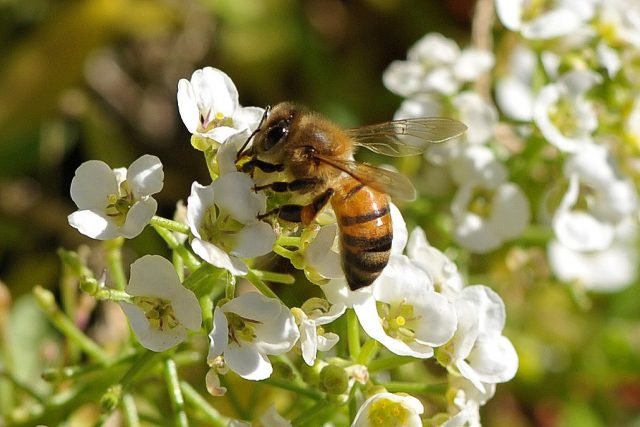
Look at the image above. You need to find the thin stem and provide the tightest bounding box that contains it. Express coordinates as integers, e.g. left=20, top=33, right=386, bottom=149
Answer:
left=368, top=355, right=415, bottom=373
left=251, top=269, right=296, bottom=285
left=291, top=401, right=335, bottom=427
left=262, top=377, right=325, bottom=401
left=272, top=245, right=298, bottom=260
left=180, top=381, right=228, bottom=427
left=151, top=223, right=201, bottom=271
left=105, top=237, right=127, bottom=291
left=163, top=358, right=189, bottom=427
left=245, top=270, right=279, bottom=299
left=120, top=351, right=160, bottom=393
left=380, top=381, right=447, bottom=394
left=150, top=216, right=191, bottom=235
left=357, top=339, right=380, bottom=366
left=276, top=236, right=301, bottom=247
left=346, top=309, right=361, bottom=360
left=33, top=286, right=109, bottom=364
left=80, top=277, right=131, bottom=302
left=121, top=394, right=140, bottom=427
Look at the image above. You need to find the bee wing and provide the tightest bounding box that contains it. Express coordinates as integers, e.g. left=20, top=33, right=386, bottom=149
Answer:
left=315, top=155, right=417, bottom=201
left=346, top=117, right=467, bottom=157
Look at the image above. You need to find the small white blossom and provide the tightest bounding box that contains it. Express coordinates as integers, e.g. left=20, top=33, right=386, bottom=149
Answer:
left=598, top=0, right=640, bottom=48
left=495, top=0, right=597, bottom=40
left=495, top=45, right=537, bottom=121
left=383, top=33, right=493, bottom=97
left=352, top=392, right=424, bottom=427
left=353, top=255, right=457, bottom=358
left=449, top=146, right=530, bottom=253
left=444, top=286, right=518, bottom=393
left=208, top=292, right=299, bottom=381
left=533, top=70, right=602, bottom=153
left=68, top=155, right=163, bottom=240
left=443, top=377, right=495, bottom=427
left=187, top=172, right=276, bottom=276
left=119, top=255, right=201, bottom=352
left=548, top=220, right=639, bottom=292
left=552, top=144, right=637, bottom=251
left=293, top=298, right=346, bottom=366
left=177, top=67, right=264, bottom=144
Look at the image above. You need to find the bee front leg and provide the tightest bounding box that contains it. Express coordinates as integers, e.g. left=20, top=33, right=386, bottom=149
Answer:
left=241, top=159, right=285, bottom=174
left=255, top=177, right=323, bottom=194
left=258, top=188, right=334, bottom=225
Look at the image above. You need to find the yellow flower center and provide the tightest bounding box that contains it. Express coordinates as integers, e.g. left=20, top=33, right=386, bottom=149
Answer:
left=368, top=398, right=411, bottom=427
left=468, top=187, right=494, bottom=218
left=105, top=181, right=135, bottom=226
left=226, top=312, right=262, bottom=344
left=133, top=296, right=180, bottom=331
left=199, top=206, right=244, bottom=252
left=199, top=110, right=234, bottom=133
left=378, top=301, right=419, bottom=343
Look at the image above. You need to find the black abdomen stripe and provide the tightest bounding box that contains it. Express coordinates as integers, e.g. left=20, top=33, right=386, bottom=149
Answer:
left=342, top=233, right=392, bottom=251
left=338, top=206, right=389, bottom=226
left=344, top=249, right=389, bottom=272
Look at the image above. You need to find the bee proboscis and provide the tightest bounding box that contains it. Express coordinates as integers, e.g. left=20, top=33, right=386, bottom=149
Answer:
left=237, top=102, right=466, bottom=290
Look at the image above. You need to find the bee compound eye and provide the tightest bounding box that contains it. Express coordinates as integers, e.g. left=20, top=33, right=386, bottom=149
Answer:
left=263, top=120, right=289, bottom=151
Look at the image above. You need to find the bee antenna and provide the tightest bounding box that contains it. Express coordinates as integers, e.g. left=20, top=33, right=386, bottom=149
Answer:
left=236, top=105, right=271, bottom=161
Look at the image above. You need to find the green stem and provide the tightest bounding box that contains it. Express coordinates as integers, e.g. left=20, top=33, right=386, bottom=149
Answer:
left=105, top=237, right=127, bottom=291
left=120, top=351, right=160, bottom=393
left=41, top=351, right=137, bottom=382
left=180, top=381, right=228, bottom=427
left=272, top=245, right=298, bottom=260
left=245, top=270, right=279, bottom=299
left=346, top=309, right=361, bottom=360
left=150, top=216, right=191, bottom=235
left=251, top=269, right=296, bottom=285
left=357, top=339, right=380, bottom=366
left=151, top=223, right=201, bottom=271
left=276, top=236, right=301, bottom=247
left=262, top=377, right=324, bottom=401
left=80, top=277, right=131, bottom=302
left=380, top=381, right=447, bottom=394
left=121, top=394, right=140, bottom=427
left=163, top=358, right=189, bottom=427
left=368, top=355, right=415, bottom=373
left=291, top=401, right=335, bottom=426
left=33, top=286, right=109, bottom=364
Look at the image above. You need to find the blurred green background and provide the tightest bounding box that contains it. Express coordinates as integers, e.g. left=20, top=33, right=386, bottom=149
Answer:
left=1, top=0, right=640, bottom=426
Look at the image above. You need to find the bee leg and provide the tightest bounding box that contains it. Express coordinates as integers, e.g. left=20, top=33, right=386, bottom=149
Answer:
left=258, top=188, right=334, bottom=225
left=255, top=177, right=323, bottom=194
left=241, top=159, right=285, bottom=174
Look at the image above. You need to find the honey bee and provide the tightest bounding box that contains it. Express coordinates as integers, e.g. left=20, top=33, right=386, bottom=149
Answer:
left=237, top=102, right=466, bottom=290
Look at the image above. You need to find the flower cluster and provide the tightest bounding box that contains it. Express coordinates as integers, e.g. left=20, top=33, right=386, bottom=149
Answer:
left=65, top=63, right=522, bottom=425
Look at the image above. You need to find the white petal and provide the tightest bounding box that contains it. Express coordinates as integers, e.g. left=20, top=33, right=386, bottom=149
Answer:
left=232, top=222, right=276, bottom=258
left=305, top=224, right=344, bottom=279
left=197, top=67, right=239, bottom=117
left=127, top=155, right=164, bottom=198
left=453, top=92, right=497, bottom=146
left=191, top=238, right=248, bottom=276
left=68, top=210, right=119, bottom=240
left=457, top=286, right=506, bottom=336
left=120, top=302, right=187, bottom=352
left=453, top=211, right=502, bottom=254
left=300, top=319, right=318, bottom=366
left=225, top=343, right=273, bottom=381
left=466, top=335, right=519, bottom=384
left=495, top=0, right=524, bottom=30
left=208, top=307, right=229, bottom=361
left=119, top=198, right=157, bottom=239
left=390, top=203, right=408, bottom=255
left=412, top=291, right=457, bottom=346
left=373, top=255, right=432, bottom=303
left=408, top=33, right=460, bottom=64
left=382, top=61, right=425, bottom=97
left=449, top=145, right=506, bottom=187
left=233, top=106, right=265, bottom=132
left=223, top=292, right=281, bottom=322
left=496, top=77, right=534, bottom=121
left=521, top=9, right=583, bottom=40
left=453, top=49, right=494, bottom=82
left=126, top=255, right=181, bottom=298
left=177, top=78, right=199, bottom=133
left=352, top=393, right=424, bottom=427
left=489, top=183, right=530, bottom=241
left=217, top=130, right=251, bottom=176
left=317, top=333, right=339, bottom=352
left=186, top=181, right=215, bottom=239
left=70, top=160, right=117, bottom=210
left=212, top=172, right=266, bottom=223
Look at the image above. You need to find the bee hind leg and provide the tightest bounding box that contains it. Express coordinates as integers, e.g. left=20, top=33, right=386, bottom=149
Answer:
left=258, top=188, right=334, bottom=225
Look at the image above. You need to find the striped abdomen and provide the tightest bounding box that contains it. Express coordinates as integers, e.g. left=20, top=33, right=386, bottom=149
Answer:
left=331, top=178, right=392, bottom=290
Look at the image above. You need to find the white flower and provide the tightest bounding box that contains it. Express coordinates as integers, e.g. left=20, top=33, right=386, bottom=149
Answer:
left=548, top=220, right=639, bottom=292
left=444, top=286, right=518, bottom=393
left=383, top=33, right=493, bottom=97
left=495, top=45, right=537, bottom=121
left=552, top=144, right=638, bottom=251
left=442, top=377, right=495, bottom=427
left=449, top=146, right=530, bottom=253
left=187, top=172, right=276, bottom=276
left=294, top=298, right=346, bottom=366
left=177, top=67, right=264, bottom=143
left=68, top=155, right=163, bottom=240
left=533, top=70, right=602, bottom=153
left=207, top=292, right=299, bottom=381
left=119, top=255, right=201, bottom=352
left=598, top=0, right=640, bottom=48
left=352, top=392, right=424, bottom=427
left=495, top=0, right=597, bottom=40
left=406, top=227, right=464, bottom=299
left=353, top=255, right=457, bottom=358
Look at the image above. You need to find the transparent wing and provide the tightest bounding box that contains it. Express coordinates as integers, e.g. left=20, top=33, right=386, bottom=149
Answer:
left=316, top=155, right=416, bottom=201
left=345, top=117, right=467, bottom=157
